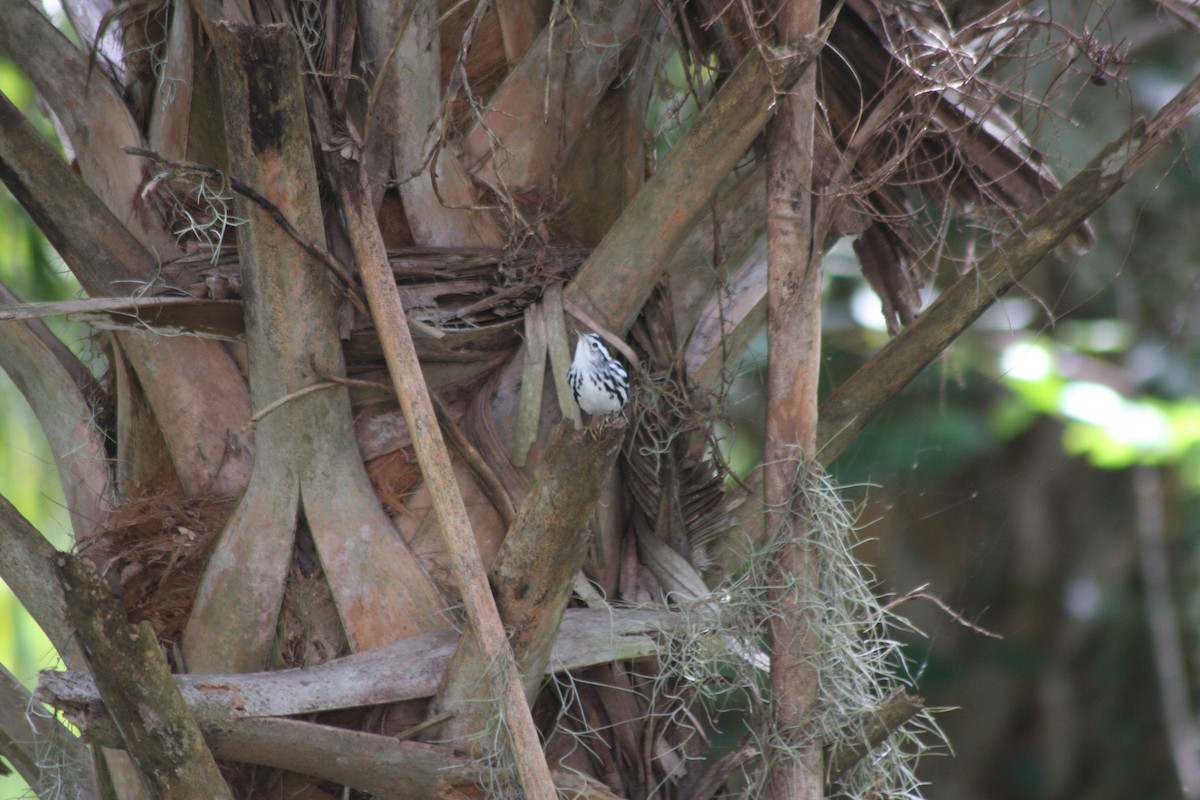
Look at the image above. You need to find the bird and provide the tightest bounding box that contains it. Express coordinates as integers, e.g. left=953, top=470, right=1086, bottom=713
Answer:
left=568, top=332, right=629, bottom=416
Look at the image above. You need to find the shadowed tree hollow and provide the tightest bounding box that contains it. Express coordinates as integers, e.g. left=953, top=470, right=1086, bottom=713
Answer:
left=0, top=1, right=1197, bottom=799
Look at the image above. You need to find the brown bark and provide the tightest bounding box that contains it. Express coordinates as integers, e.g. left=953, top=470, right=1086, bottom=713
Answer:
left=328, top=139, right=557, bottom=797
left=763, top=3, right=826, bottom=799
left=57, top=555, right=232, bottom=800
left=434, top=421, right=626, bottom=741
left=185, top=23, right=444, bottom=674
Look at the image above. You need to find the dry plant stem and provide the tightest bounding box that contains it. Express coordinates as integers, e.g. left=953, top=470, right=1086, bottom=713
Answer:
left=0, top=317, right=110, bottom=539
left=39, top=607, right=674, bottom=729
left=334, top=156, right=557, bottom=799
left=1134, top=467, right=1200, bottom=798
left=513, top=303, right=548, bottom=466
left=825, top=689, right=924, bottom=781
left=565, top=43, right=819, bottom=338
left=185, top=23, right=444, bottom=673
left=543, top=285, right=582, bottom=426
left=436, top=421, right=626, bottom=740
left=0, top=663, right=95, bottom=800
left=146, top=0, right=194, bottom=160
left=56, top=555, right=232, bottom=800
left=764, top=2, right=825, bottom=799
left=433, top=395, right=518, bottom=527
left=817, top=71, right=1200, bottom=464
left=206, top=718, right=476, bottom=799
left=0, top=92, right=252, bottom=499
left=463, top=0, right=654, bottom=194
left=359, top=0, right=502, bottom=245
left=0, top=0, right=176, bottom=255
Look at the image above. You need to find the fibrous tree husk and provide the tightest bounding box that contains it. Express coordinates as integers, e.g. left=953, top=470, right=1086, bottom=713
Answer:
left=0, top=1, right=1190, bottom=799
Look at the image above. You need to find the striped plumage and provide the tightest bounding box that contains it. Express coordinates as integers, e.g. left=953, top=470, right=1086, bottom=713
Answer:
left=568, top=333, right=628, bottom=416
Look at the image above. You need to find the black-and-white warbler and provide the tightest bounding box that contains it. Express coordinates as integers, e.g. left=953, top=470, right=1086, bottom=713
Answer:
left=568, top=332, right=629, bottom=416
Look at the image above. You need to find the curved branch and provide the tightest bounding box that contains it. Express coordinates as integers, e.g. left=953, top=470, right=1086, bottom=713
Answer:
left=0, top=309, right=111, bottom=539
left=0, top=89, right=253, bottom=499
left=0, top=0, right=176, bottom=255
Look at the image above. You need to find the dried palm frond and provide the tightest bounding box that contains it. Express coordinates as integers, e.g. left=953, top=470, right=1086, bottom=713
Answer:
left=162, top=245, right=589, bottom=329
left=623, top=288, right=735, bottom=580
left=685, top=0, right=1098, bottom=333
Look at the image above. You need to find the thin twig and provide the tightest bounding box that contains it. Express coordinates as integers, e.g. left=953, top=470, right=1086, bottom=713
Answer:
left=394, top=711, right=455, bottom=742
left=432, top=394, right=518, bottom=527
left=883, top=583, right=1001, bottom=639
left=247, top=381, right=340, bottom=425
